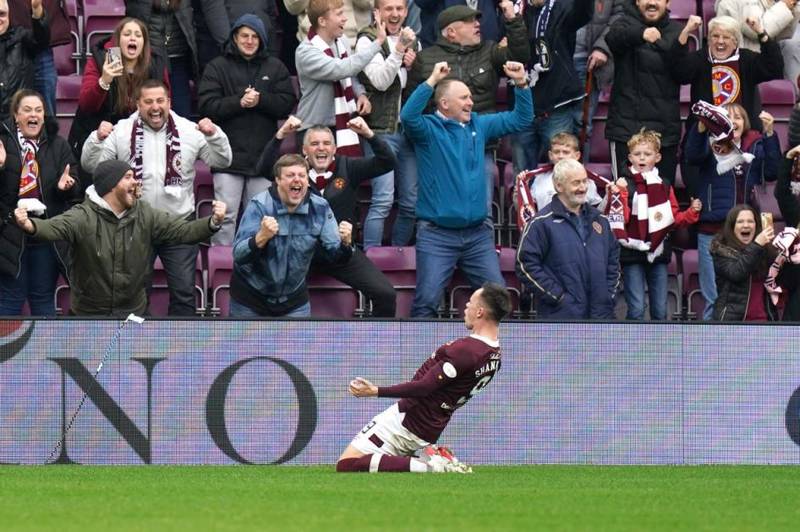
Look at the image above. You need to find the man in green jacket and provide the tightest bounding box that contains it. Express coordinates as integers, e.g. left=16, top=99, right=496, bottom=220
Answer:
left=13, top=159, right=226, bottom=316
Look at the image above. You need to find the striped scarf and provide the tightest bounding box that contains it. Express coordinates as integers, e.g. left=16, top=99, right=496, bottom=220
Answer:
left=608, top=169, right=674, bottom=262
left=17, top=131, right=40, bottom=199
left=130, top=112, right=183, bottom=188
left=307, top=29, right=361, bottom=157
left=515, top=164, right=610, bottom=230
left=765, top=228, right=800, bottom=305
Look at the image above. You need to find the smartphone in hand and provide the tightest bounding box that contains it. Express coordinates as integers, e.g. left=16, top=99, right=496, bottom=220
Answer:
left=108, top=46, right=122, bottom=66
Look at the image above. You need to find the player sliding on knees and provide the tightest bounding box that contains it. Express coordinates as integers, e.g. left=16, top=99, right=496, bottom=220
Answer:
left=337, top=283, right=511, bottom=473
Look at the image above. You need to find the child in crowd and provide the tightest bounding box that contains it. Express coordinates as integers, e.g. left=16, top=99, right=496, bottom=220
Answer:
left=684, top=101, right=781, bottom=320
left=606, top=129, right=701, bottom=320
left=514, top=132, right=609, bottom=231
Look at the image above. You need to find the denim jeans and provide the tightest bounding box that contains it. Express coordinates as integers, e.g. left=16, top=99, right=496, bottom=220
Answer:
left=363, top=131, right=418, bottom=248
left=0, top=242, right=59, bottom=316
left=411, top=220, right=504, bottom=317
left=168, top=54, right=193, bottom=118
left=511, top=101, right=580, bottom=173
left=150, top=241, right=199, bottom=316
left=697, top=233, right=717, bottom=320
left=34, top=48, right=57, bottom=116
left=230, top=298, right=311, bottom=318
left=622, top=262, right=668, bottom=320
left=211, top=172, right=271, bottom=246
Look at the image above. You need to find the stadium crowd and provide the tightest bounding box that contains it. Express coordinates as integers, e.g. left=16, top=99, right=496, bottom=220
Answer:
left=2, top=0, right=800, bottom=321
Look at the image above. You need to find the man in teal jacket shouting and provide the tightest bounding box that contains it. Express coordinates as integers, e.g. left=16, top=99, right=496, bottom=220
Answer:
left=400, top=60, right=533, bottom=317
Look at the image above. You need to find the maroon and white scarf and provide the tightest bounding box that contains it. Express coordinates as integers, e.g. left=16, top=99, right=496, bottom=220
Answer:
left=130, top=112, right=183, bottom=188
left=608, top=169, right=674, bottom=262
left=710, top=49, right=742, bottom=107
left=17, top=131, right=40, bottom=199
left=307, top=28, right=361, bottom=157
left=308, top=161, right=337, bottom=193
left=515, top=164, right=610, bottom=230
left=514, top=164, right=551, bottom=230
left=765, top=228, right=800, bottom=305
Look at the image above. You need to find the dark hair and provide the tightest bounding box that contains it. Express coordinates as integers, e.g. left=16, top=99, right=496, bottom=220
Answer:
left=134, top=78, right=170, bottom=100
left=10, top=89, right=45, bottom=116
left=712, top=204, right=775, bottom=276
left=273, top=154, right=309, bottom=179
left=111, top=18, right=153, bottom=115
left=716, top=204, right=760, bottom=250
left=479, top=283, right=512, bottom=323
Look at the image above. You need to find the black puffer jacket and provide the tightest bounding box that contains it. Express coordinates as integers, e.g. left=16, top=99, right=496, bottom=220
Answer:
left=711, top=240, right=778, bottom=321
left=0, top=14, right=49, bottom=121
left=405, top=14, right=530, bottom=114
left=197, top=15, right=296, bottom=176
left=126, top=0, right=198, bottom=74
left=605, top=2, right=684, bottom=146
left=0, top=118, right=79, bottom=278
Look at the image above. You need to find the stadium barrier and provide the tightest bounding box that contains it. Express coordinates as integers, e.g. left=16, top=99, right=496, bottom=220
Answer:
left=2, top=319, right=800, bottom=465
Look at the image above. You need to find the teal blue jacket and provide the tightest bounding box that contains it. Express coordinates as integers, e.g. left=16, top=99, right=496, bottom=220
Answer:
left=400, top=83, right=533, bottom=228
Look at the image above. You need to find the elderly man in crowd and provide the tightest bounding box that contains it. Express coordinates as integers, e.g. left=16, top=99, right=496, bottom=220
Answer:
left=516, top=158, right=619, bottom=319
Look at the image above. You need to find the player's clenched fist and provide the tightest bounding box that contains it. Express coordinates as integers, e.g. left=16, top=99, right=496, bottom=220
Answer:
left=255, top=215, right=279, bottom=248
left=349, top=377, right=378, bottom=397
left=338, top=221, right=353, bottom=247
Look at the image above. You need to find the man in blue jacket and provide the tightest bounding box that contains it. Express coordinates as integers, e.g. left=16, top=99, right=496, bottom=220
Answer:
left=516, top=158, right=619, bottom=319
left=230, top=153, right=353, bottom=317
left=401, top=59, right=532, bottom=317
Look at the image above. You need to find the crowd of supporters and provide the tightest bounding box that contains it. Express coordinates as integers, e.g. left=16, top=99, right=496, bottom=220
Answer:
left=2, top=0, right=800, bottom=321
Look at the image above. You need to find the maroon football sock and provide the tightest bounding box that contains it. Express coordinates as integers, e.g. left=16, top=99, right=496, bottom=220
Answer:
left=377, top=455, right=414, bottom=472
left=337, top=455, right=422, bottom=473
left=336, top=455, right=372, bottom=472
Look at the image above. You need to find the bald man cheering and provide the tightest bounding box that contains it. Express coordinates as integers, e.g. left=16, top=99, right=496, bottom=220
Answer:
left=400, top=60, right=532, bottom=317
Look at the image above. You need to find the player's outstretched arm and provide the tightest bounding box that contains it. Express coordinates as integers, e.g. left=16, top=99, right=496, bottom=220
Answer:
left=349, top=377, right=378, bottom=398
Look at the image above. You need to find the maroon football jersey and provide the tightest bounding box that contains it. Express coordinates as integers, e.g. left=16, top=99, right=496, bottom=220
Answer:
left=378, top=334, right=502, bottom=444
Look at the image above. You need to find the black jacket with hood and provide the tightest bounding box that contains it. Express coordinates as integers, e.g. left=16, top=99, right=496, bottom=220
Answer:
left=197, top=14, right=296, bottom=176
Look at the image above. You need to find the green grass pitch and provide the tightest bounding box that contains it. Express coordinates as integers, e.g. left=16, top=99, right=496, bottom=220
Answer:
left=1, top=465, right=798, bottom=531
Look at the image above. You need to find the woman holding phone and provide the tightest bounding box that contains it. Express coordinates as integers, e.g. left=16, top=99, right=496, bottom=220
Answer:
left=710, top=204, right=781, bottom=321
left=68, top=18, right=170, bottom=174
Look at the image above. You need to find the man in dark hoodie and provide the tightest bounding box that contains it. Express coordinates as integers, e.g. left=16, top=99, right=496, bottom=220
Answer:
left=512, top=0, right=594, bottom=172
left=198, top=14, right=297, bottom=245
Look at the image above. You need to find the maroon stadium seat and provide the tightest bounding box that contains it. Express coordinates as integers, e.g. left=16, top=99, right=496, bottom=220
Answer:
left=208, top=245, right=233, bottom=317
left=448, top=248, right=522, bottom=318
left=83, top=0, right=125, bottom=51
left=307, top=273, right=363, bottom=318
left=589, top=119, right=610, bottom=164
left=682, top=248, right=705, bottom=319
left=54, top=275, right=71, bottom=316
left=150, top=254, right=205, bottom=316
left=365, top=246, right=416, bottom=317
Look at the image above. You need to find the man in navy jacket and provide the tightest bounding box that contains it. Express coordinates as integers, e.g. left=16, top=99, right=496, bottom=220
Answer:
left=516, top=158, right=619, bottom=319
